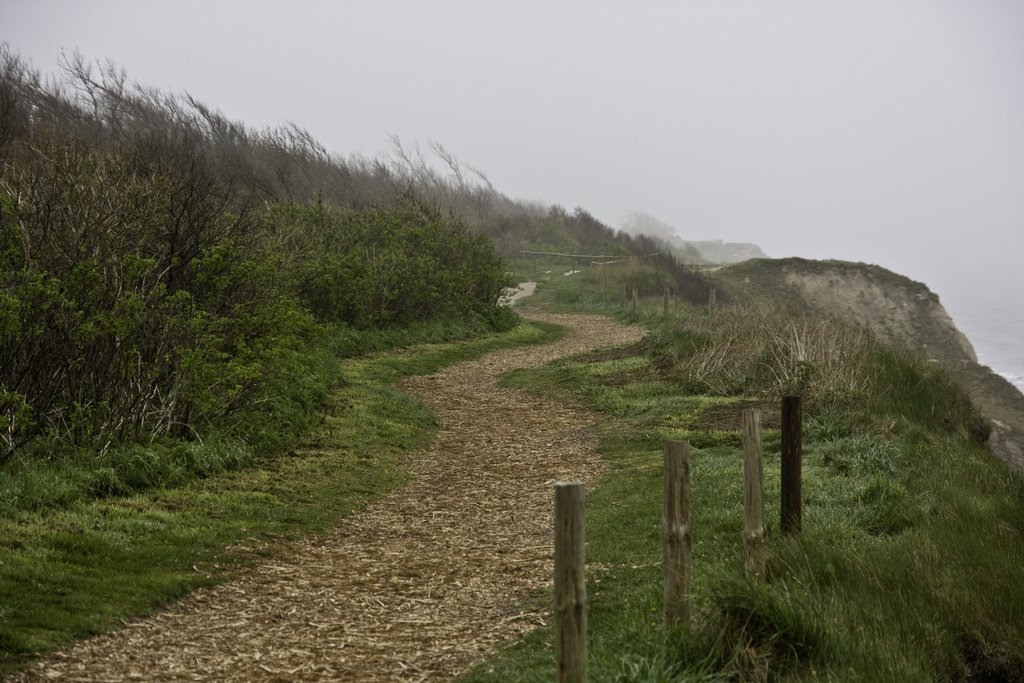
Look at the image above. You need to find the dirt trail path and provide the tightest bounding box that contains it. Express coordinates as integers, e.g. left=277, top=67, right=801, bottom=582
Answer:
left=14, top=310, right=643, bottom=682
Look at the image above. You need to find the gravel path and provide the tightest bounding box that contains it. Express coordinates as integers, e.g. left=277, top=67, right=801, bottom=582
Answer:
left=13, top=310, right=644, bottom=682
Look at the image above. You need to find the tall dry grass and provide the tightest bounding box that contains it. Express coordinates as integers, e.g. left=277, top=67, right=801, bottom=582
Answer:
left=662, top=306, right=880, bottom=403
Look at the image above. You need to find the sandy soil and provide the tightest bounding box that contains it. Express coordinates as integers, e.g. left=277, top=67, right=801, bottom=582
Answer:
left=11, top=309, right=643, bottom=682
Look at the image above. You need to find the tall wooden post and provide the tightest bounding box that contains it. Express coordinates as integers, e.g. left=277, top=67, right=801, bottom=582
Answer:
left=742, top=409, right=766, bottom=579
left=555, top=482, right=587, bottom=683
left=781, top=395, right=803, bottom=534
left=663, top=441, right=692, bottom=628
left=709, top=288, right=717, bottom=313
left=632, top=288, right=638, bottom=313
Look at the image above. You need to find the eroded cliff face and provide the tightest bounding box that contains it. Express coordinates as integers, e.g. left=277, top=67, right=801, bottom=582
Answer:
left=717, top=258, right=1024, bottom=474
left=780, top=266, right=977, bottom=364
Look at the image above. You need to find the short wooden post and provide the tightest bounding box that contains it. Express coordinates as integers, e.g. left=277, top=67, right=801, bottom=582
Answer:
left=631, top=288, right=638, bottom=313
left=781, top=395, right=803, bottom=535
left=708, top=288, right=717, bottom=313
left=742, top=409, right=766, bottom=578
left=663, top=288, right=670, bottom=315
left=663, top=440, right=692, bottom=628
left=555, top=482, right=587, bottom=683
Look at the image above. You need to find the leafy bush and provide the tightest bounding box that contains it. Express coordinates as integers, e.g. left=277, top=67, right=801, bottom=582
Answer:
left=279, top=199, right=513, bottom=329
left=0, top=129, right=512, bottom=474
left=0, top=136, right=318, bottom=449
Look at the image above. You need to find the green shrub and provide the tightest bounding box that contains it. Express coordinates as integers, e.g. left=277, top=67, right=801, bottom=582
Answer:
left=278, top=199, right=513, bottom=329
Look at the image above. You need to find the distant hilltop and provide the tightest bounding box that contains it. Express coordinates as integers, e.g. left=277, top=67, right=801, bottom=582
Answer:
left=679, top=239, right=767, bottom=264
left=617, top=211, right=767, bottom=264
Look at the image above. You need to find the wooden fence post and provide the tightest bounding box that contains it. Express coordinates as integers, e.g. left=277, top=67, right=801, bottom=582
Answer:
left=555, top=482, right=587, bottom=683
left=663, top=440, right=692, bottom=628
left=663, top=288, right=670, bottom=315
left=781, top=395, right=803, bottom=535
left=632, top=288, right=638, bottom=313
left=602, top=261, right=608, bottom=309
left=708, top=288, right=717, bottom=313
left=741, top=409, right=766, bottom=578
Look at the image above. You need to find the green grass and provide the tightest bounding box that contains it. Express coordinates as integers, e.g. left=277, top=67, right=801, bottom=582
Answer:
left=462, top=281, right=1024, bottom=681
left=0, top=317, right=563, bottom=675
left=517, top=262, right=698, bottom=320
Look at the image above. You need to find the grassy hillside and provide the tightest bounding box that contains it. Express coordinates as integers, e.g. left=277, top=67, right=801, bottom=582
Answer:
left=714, top=257, right=1024, bottom=477
left=462, top=271, right=1024, bottom=681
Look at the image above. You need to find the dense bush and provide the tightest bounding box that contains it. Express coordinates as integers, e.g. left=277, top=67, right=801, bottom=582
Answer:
left=278, top=200, right=512, bottom=329
left=0, top=135, right=320, bottom=456
left=0, top=137, right=512, bottom=463
left=0, top=49, right=515, bottom=467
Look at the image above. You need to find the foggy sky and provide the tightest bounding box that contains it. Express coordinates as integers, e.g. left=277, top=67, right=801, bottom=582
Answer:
left=2, top=0, right=1022, bottom=315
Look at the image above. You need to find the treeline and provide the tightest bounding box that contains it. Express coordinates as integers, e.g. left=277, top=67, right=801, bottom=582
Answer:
left=0, top=46, right=510, bottom=465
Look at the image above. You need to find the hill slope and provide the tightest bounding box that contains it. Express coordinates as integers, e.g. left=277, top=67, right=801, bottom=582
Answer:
left=716, top=257, right=1024, bottom=472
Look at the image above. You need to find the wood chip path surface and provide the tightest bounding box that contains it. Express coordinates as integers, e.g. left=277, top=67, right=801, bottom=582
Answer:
left=13, top=310, right=644, bottom=682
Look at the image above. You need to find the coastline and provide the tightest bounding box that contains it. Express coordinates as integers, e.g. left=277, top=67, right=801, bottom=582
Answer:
left=941, top=287, right=1024, bottom=397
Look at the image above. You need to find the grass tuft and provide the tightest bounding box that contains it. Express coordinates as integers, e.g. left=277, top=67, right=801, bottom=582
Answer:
left=818, top=433, right=902, bottom=475
left=697, top=578, right=834, bottom=679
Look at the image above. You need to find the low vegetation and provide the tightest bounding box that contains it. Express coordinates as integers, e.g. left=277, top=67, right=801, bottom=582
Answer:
left=462, top=276, right=1024, bottom=681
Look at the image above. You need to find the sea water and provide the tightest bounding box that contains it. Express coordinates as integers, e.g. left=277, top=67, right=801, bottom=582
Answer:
left=944, top=288, right=1024, bottom=395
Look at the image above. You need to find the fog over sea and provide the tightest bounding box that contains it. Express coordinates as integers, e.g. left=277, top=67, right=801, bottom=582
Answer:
left=934, top=272, right=1024, bottom=396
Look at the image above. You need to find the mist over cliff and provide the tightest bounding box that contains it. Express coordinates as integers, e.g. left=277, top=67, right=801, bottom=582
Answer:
left=618, top=211, right=767, bottom=264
